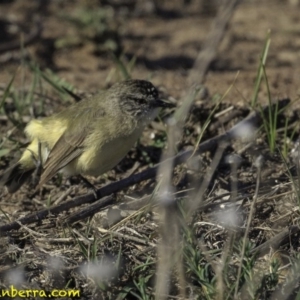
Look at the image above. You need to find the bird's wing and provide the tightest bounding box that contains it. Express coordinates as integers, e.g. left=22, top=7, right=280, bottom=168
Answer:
left=37, top=99, right=108, bottom=188
left=38, top=128, right=87, bottom=187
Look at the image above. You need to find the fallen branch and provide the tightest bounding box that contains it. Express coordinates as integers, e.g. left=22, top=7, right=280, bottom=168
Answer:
left=250, top=225, right=300, bottom=256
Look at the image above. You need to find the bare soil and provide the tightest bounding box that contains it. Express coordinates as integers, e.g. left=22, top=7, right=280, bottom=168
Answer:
left=0, top=0, right=300, bottom=299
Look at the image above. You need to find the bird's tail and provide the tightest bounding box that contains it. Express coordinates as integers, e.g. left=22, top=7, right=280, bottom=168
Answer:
left=0, top=163, right=34, bottom=193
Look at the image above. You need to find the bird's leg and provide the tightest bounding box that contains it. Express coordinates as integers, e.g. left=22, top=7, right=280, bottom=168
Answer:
left=79, top=175, right=98, bottom=199
left=27, top=141, right=43, bottom=190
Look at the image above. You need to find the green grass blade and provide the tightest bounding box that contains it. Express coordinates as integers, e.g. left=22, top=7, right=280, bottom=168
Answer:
left=251, top=30, right=271, bottom=107
left=112, top=53, right=131, bottom=80
left=0, top=71, right=17, bottom=110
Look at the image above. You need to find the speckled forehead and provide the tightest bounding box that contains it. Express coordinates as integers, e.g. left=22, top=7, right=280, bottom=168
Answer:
left=139, top=82, right=158, bottom=97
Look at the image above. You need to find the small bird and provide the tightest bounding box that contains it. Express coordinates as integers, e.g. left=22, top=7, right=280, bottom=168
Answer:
left=1, top=79, right=172, bottom=193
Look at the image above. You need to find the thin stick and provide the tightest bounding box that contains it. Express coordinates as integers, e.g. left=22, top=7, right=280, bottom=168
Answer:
left=234, top=156, right=262, bottom=299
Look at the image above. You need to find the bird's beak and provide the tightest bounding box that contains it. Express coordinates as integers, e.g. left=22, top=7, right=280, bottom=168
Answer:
left=154, top=99, right=175, bottom=108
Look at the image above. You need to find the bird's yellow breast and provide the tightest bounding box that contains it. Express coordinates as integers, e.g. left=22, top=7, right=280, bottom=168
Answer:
left=76, top=125, right=143, bottom=176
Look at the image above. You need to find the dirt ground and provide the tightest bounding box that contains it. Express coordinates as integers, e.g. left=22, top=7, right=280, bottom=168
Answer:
left=0, top=0, right=300, bottom=299
left=1, top=0, right=300, bottom=100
